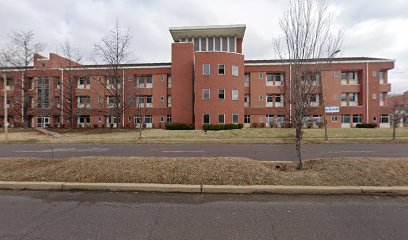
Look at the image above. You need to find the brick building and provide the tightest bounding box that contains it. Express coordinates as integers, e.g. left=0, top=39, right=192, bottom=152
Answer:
left=0, top=24, right=396, bottom=129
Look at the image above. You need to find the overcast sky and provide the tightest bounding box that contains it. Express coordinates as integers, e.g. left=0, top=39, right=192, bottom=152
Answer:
left=0, top=0, right=407, bottom=93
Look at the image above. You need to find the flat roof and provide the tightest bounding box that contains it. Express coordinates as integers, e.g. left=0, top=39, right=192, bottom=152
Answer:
left=169, top=24, right=246, bottom=41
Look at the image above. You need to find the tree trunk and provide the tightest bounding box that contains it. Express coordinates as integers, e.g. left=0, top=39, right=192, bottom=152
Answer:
left=295, top=123, right=303, bottom=170
left=392, top=122, right=396, bottom=141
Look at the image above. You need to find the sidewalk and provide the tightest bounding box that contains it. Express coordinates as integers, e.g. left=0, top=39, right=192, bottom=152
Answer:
left=35, top=128, right=65, bottom=141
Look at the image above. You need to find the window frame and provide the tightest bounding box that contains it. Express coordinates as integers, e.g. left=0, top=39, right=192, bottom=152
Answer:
left=218, top=64, right=225, bottom=75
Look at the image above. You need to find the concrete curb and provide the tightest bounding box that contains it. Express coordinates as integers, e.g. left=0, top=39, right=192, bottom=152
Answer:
left=0, top=181, right=407, bottom=195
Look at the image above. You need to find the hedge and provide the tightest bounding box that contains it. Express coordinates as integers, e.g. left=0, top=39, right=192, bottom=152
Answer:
left=203, top=124, right=243, bottom=131
left=165, top=123, right=195, bottom=130
left=355, top=123, right=377, bottom=128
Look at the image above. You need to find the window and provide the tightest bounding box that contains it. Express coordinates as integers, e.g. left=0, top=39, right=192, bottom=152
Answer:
left=341, top=115, right=350, bottom=123
left=203, top=89, right=210, bottom=100
left=203, top=64, right=210, bottom=75
left=218, top=114, right=225, bottom=124
left=218, top=64, right=225, bottom=75
left=379, top=93, right=384, bottom=106
left=98, top=96, right=102, bottom=103
left=266, top=115, right=274, bottom=124
left=98, top=117, right=102, bottom=122
left=277, top=115, right=285, bottom=124
left=229, top=37, right=236, bottom=52
left=160, top=75, right=165, bottom=81
left=310, top=94, right=317, bottom=102
left=78, top=77, right=90, bottom=89
left=232, top=114, right=239, bottom=124
left=372, top=94, right=377, bottom=100
left=54, top=77, right=60, bottom=89
left=331, top=116, right=338, bottom=122
left=353, top=115, right=362, bottom=123
left=222, top=37, right=228, bottom=51
left=372, top=71, right=377, bottom=78
left=137, top=96, right=145, bottom=105
left=146, top=75, right=153, bottom=84
left=244, top=95, right=250, bottom=103
left=37, top=77, right=50, bottom=108
left=266, top=95, right=273, bottom=103
left=373, top=116, right=377, bottom=123
left=194, top=37, right=199, bottom=51
left=145, top=115, right=152, bottom=124
left=379, top=71, right=385, bottom=84
left=167, top=96, right=172, bottom=107
left=78, top=116, right=90, bottom=125
left=244, top=74, right=250, bottom=86
left=107, top=96, right=119, bottom=108
left=134, top=116, right=142, bottom=124
left=341, top=72, right=347, bottom=85
left=208, top=37, right=214, bottom=51
left=128, top=116, right=132, bottom=122
left=161, top=96, right=165, bottom=101
left=244, top=115, right=250, bottom=123
left=380, top=114, right=389, bottom=123
left=275, top=95, right=282, bottom=103
left=77, top=96, right=91, bottom=108
left=146, top=96, right=153, bottom=105
left=214, top=37, right=221, bottom=51
left=349, top=93, right=357, bottom=102
left=218, top=89, right=225, bottom=99
left=200, top=37, right=206, bottom=51
left=334, top=71, right=339, bottom=79
left=160, top=116, right=164, bottom=122
left=259, top=116, right=264, bottom=123
left=349, top=72, right=358, bottom=84
left=341, top=93, right=347, bottom=102
left=128, top=76, right=133, bottom=81
left=107, top=76, right=120, bottom=89
left=259, top=95, right=263, bottom=101
left=203, top=114, right=210, bottom=124
left=167, top=75, right=172, bottom=88
left=232, top=89, right=238, bottom=100
left=275, top=74, right=283, bottom=85
left=138, top=76, right=145, bottom=85
left=232, top=65, right=239, bottom=76
left=259, top=73, right=263, bottom=79
left=167, top=115, right=172, bottom=123
left=266, top=73, right=273, bottom=82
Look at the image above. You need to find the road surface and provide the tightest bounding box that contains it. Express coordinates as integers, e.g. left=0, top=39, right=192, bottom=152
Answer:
left=0, top=190, right=407, bottom=240
left=0, top=143, right=407, bottom=161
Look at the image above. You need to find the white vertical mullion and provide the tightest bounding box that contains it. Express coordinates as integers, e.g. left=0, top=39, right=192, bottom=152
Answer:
left=234, top=36, right=237, bottom=53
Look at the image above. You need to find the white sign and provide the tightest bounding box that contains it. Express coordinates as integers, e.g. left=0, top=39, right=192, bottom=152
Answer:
left=325, top=106, right=339, bottom=113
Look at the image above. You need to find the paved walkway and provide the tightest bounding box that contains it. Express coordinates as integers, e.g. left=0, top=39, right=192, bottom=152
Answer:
left=35, top=128, right=64, bottom=141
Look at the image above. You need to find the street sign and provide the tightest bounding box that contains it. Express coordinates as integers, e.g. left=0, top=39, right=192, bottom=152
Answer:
left=325, top=106, right=339, bottom=113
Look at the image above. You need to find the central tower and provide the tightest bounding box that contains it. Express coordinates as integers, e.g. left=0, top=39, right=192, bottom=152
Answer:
left=169, top=24, right=246, bottom=129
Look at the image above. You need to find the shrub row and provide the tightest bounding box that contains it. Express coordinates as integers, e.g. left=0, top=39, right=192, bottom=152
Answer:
left=203, top=124, right=243, bottom=131
left=165, top=123, right=195, bottom=130
left=355, top=123, right=377, bottom=128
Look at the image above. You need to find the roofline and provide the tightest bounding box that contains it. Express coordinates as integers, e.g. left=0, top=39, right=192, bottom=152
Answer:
left=169, top=24, right=246, bottom=31
left=244, top=58, right=396, bottom=66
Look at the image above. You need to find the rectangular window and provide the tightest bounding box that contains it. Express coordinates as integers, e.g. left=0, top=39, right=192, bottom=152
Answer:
left=349, top=93, right=357, bottom=102
left=160, top=75, right=165, bottom=81
left=259, top=116, right=263, bottom=123
left=203, top=64, right=210, bottom=75
left=266, top=95, right=273, bottom=103
left=222, top=37, right=228, bottom=51
left=244, top=115, right=250, bottom=124
left=160, top=116, right=164, bottom=122
left=161, top=96, right=164, bottom=101
left=218, top=89, right=225, bottom=99
left=232, top=114, right=239, bottom=124
left=275, top=74, right=283, bottom=85
left=137, top=96, right=145, bottom=105
left=194, top=37, right=199, bottom=51
left=380, top=114, right=389, bottom=123
left=232, top=89, right=238, bottom=100
left=244, top=74, right=250, bottom=85
left=232, top=65, right=239, bottom=76
left=144, top=115, right=152, bottom=124
left=379, top=71, right=385, bottom=84
left=208, top=37, right=214, bottom=51
left=341, top=115, right=351, bottom=123
left=259, top=73, right=263, bottom=79
left=372, top=71, right=377, bottom=78
left=203, top=89, right=210, bottom=100
left=146, top=96, right=153, bottom=104
left=200, top=37, right=206, bottom=51
left=146, top=75, right=153, bottom=84
left=167, top=75, right=172, bottom=88
left=203, top=114, right=210, bottom=124
left=277, top=115, right=285, bottom=124
left=259, top=95, right=263, bottom=101
left=167, top=96, right=172, bottom=107
left=373, top=116, right=377, bottom=123
left=353, top=115, right=362, bottom=123
left=341, top=72, right=347, bottom=85
left=128, top=116, right=132, bottom=122
left=266, top=115, right=274, bottom=124
left=214, top=37, right=221, bottom=51
left=218, top=64, right=225, bottom=75
left=167, top=115, right=172, bottom=123
left=77, top=96, right=91, bottom=108
left=266, top=73, right=273, bottom=82
left=379, top=93, right=384, bottom=106
left=218, top=114, right=225, bottom=124
left=341, top=93, right=347, bottom=102
left=331, top=116, right=338, bottom=122
left=244, top=95, right=250, bottom=103
left=228, top=37, right=235, bottom=52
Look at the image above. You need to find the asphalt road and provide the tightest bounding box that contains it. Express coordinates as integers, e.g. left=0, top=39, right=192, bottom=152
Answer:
left=0, top=190, right=407, bottom=240
left=0, top=143, right=407, bottom=161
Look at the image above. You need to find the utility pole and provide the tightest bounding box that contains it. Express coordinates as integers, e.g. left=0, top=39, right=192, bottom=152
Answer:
left=3, top=72, right=8, bottom=142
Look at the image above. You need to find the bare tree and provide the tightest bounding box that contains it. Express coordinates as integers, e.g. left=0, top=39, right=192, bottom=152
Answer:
left=0, top=30, right=45, bottom=128
left=57, top=41, right=82, bottom=128
left=387, top=93, right=408, bottom=141
left=92, top=20, right=134, bottom=129
left=274, top=0, right=342, bottom=169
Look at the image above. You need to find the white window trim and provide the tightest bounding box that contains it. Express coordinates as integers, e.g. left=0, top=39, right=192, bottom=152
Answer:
left=232, top=114, right=239, bottom=124
left=218, top=114, right=225, bottom=124
left=203, top=114, right=210, bottom=124
left=203, top=89, right=210, bottom=100
left=218, top=64, right=225, bottom=75
left=218, top=89, right=225, bottom=100
left=203, top=64, right=210, bottom=76
left=232, top=89, right=239, bottom=101
left=232, top=65, right=239, bottom=77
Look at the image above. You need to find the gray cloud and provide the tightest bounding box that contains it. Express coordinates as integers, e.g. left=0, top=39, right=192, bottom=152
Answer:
left=0, top=0, right=406, bottom=93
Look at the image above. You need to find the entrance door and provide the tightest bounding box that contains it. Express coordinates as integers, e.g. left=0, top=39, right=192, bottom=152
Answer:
left=37, top=116, right=50, bottom=128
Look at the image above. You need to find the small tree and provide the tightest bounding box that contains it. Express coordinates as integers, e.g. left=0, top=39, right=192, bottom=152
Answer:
left=92, top=21, right=134, bottom=129
left=387, top=93, right=408, bottom=141
left=274, top=0, right=342, bottom=169
left=0, top=30, right=45, bottom=128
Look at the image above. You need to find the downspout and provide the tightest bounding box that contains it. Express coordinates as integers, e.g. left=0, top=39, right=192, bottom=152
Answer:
left=366, top=63, right=369, bottom=123
left=289, top=64, right=292, bottom=125
left=122, top=68, right=125, bottom=128
left=61, top=69, right=64, bottom=125
left=21, top=73, right=24, bottom=125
